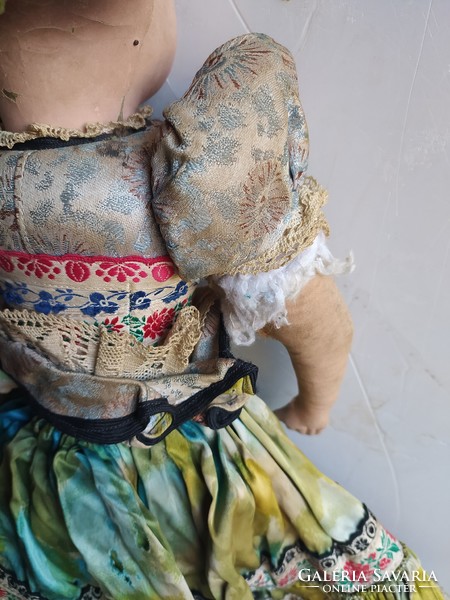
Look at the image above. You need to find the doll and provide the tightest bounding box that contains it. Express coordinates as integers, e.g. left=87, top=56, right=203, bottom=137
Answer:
left=0, top=1, right=444, bottom=599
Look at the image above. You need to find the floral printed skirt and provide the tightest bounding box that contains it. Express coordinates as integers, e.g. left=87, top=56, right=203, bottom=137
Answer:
left=0, top=387, right=444, bottom=600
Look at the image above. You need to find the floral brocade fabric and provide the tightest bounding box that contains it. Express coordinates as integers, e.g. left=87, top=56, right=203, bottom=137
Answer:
left=0, top=33, right=445, bottom=600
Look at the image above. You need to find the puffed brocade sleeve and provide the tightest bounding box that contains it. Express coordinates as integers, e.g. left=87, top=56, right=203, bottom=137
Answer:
left=151, top=33, right=352, bottom=344
left=151, top=33, right=329, bottom=278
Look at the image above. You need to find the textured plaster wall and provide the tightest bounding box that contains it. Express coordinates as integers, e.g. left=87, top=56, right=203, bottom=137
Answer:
left=152, top=0, right=450, bottom=589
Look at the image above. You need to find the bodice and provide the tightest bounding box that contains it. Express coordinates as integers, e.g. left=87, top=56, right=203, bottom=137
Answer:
left=0, top=127, right=164, bottom=256
left=0, top=127, right=194, bottom=345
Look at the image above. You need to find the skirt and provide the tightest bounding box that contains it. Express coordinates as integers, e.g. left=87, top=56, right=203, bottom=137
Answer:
left=0, top=386, right=444, bottom=600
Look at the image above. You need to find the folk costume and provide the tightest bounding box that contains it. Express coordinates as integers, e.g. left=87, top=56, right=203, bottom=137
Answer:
left=0, top=34, right=443, bottom=600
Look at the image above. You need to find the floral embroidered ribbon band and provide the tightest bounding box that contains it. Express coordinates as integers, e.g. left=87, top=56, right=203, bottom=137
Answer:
left=0, top=251, right=258, bottom=447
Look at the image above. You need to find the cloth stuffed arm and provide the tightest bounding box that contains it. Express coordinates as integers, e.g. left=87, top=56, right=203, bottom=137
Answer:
left=213, top=233, right=354, bottom=434
left=262, top=272, right=354, bottom=434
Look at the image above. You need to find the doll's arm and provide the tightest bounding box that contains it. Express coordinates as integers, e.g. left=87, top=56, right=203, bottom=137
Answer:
left=261, top=274, right=353, bottom=435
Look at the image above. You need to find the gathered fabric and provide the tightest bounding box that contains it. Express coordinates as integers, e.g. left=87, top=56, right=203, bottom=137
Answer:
left=0, top=106, right=153, bottom=150
left=0, top=391, right=443, bottom=600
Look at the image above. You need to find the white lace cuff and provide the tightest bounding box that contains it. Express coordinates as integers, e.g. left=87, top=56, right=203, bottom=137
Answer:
left=213, top=232, right=354, bottom=346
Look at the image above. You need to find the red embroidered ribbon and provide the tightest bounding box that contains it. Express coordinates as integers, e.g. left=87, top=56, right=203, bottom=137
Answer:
left=0, top=251, right=176, bottom=284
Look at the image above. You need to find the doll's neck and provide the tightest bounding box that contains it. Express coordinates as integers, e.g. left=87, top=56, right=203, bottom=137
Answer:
left=0, top=0, right=176, bottom=132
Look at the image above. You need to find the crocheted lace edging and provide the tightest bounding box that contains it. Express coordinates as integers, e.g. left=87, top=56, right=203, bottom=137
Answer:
left=0, top=105, right=152, bottom=149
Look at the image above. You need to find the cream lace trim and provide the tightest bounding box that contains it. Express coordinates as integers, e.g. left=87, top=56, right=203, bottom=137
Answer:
left=0, top=304, right=204, bottom=380
left=0, top=105, right=153, bottom=149
left=225, top=176, right=330, bottom=277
